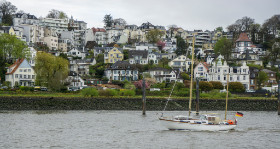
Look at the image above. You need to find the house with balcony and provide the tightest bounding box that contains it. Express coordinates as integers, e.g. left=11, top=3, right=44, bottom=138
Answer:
left=262, top=69, right=277, bottom=85
left=13, top=13, right=39, bottom=26
left=104, top=47, right=123, bottom=64
left=104, top=61, right=138, bottom=81
left=69, top=58, right=96, bottom=76
left=249, top=67, right=260, bottom=90
left=168, top=55, right=192, bottom=72
left=5, top=59, right=36, bottom=87
left=128, top=50, right=148, bottom=64
left=148, top=67, right=182, bottom=83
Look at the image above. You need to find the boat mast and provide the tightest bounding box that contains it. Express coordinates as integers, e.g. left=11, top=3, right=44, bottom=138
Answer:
left=188, top=36, right=196, bottom=116
left=225, top=72, right=229, bottom=120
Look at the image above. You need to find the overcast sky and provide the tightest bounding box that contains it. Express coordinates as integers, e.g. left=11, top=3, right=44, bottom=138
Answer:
left=7, top=0, right=280, bottom=31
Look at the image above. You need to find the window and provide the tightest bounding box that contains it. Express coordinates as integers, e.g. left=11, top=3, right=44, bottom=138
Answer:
left=243, top=75, right=246, bottom=80
left=218, top=75, right=220, bottom=80
left=28, top=69, right=31, bottom=72
left=19, top=69, right=22, bottom=72
left=32, top=75, right=35, bottom=79
left=24, top=75, right=26, bottom=78
left=28, top=75, right=31, bottom=79
left=15, top=74, right=18, bottom=78
left=218, top=68, right=220, bottom=72
left=237, top=76, right=239, bottom=81
left=243, top=69, right=246, bottom=73
left=20, top=74, right=22, bottom=78
left=198, top=67, right=203, bottom=71
left=224, top=76, right=226, bottom=80
left=174, top=61, right=181, bottom=66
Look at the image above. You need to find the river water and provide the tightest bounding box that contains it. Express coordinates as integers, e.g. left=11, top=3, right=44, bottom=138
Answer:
left=0, top=111, right=279, bottom=149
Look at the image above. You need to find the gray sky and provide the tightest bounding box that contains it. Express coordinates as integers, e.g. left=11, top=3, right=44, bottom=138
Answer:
left=7, top=0, right=280, bottom=31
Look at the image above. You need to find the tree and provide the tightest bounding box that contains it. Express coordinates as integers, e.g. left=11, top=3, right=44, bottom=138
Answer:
left=227, top=16, right=255, bottom=40
left=214, top=37, right=233, bottom=61
left=0, top=0, right=17, bottom=25
left=216, top=27, right=223, bottom=32
left=133, top=80, right=150, bottom=89
left=146, top=29, right=164, bottom=43
left=0, top=33, right=29, bottom=83
left=175, top=36, right=188, bottom=56
left=158, top=58, right=171, bottom=69
left=123, top=49, right=128, bottom=60
left=34, top=52, right=69, bottom=91
left=269, top=41, right=280, bottom=66
left=250, top=23, right=261, bottom=43
left=46, top=9, right=68, bottom=19
left=181, top=72, right=190, bottom=80
left=256, top=71, right=268, bottom=89
left=157, top=41, right=166, bottom=52
left=96, top=54, right=104, bottom=63
left=262, top=15, right=280, bottom=37
left=103, top=14, right=113, bottom=28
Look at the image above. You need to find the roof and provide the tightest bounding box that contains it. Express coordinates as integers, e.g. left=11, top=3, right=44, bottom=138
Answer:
left=85, top=41, right=97, bottom=49
left=262, top=69, right=276, bottom=74
left=236, top=33, right=252, bottom=42
left=128, top=50, right=148, bottom=59
left=6, top=59, right=24, bottom=75
left=107, top=61, right=138, bottom=70
left=0, top=26, right=12, bottom=33
left=92, top=27, right=106, bottom=33
left=15, top=13, right=38, bottom=19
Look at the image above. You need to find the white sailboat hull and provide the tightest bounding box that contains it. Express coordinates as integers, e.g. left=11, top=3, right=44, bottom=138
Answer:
left=160, top=119, right=237, bottom=131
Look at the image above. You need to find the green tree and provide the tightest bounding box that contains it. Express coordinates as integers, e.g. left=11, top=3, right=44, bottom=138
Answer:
left=216, top=27, right=223, bottom=32
left=103, top=14, right=113, bottom=28
left=158, top=58, right=171, bottom=69
left=123, top=49, right=129, bottom=60
left=96, top=54, right=104, bottom=63
left=256, top=71, right=269, bottom=89
left=214, top=37, right=233, bottom=61
left=0, top=0, right=17, bottom=25
left=146, top=29, right=164, bottom=43
left=34, top=52, right=69, bottom=91
left=181, top=72, right=190, bottom=80
left=0, top=33, right=29, bottom=83
left=175, top=36, right=188, bottom=56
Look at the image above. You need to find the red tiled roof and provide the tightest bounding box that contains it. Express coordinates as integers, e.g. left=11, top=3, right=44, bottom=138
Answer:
left=251, top=44, right=257, bottom=48
left=236, top=32, right=251, bottom=42
left=92, top=27, right=106, bottom=33
left=6, top=59, right=24, bottom=75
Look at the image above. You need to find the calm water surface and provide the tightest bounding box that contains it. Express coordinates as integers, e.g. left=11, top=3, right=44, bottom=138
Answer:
left=0, top=111, right=279, bottom=149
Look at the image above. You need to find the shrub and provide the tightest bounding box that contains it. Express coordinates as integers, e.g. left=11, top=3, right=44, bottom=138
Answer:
left=181, top=72, right=190, bottom=80
left=198, top=81, right=213, bottom=92
left=99, top=89, right=119, bottom=97
left=227, top=82, right=245, bottom=93
left=19, top=86, right=34, bottom=92
left=124, top=82, right=136, bottom=90
left=209, top=81, right=224, bottom=90
left=80, top=88, right=99, bottom=97
left=120, top=90, right=136, bottom=96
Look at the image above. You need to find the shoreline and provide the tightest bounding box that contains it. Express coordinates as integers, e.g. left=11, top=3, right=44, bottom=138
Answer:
left=0, top=96, right=277, bottom=111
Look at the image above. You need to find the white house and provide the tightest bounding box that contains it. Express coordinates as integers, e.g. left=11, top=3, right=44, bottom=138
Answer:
left=68, top=48, right=85, bottom=58
left=105, top=61, right=138, bottom=81
left=128, top=50, right=149, bottom=64
left=148, top=67, right=181, bottom=83
left=168, top=55, right=192, bottom=72
left=13, top=13, right=39, bottom=26
left=148, top=53, right=159, bottom=64
left=28, top=47, right=37, bottom=67
left=5, top=59, right=36, bottom=87
left=208, top=57, right=250, bottom=89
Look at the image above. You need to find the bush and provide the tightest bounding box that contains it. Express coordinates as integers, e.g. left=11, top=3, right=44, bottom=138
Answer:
left=19, top=86, right=34, bottom=92
left=209, top=81, right=224, bottom=90
left=80, top=88, right=99, bottom=97
left=124, top=82, right=136, bottom=90
left=227, top=82, right=245, bottom=93
left=99, top=89, right=119, bottom=97
left=120, top=89, right=136, bottom=96
left=200, top=89, right=231, bottom=99
left=196, top=81, right=213, bottom=92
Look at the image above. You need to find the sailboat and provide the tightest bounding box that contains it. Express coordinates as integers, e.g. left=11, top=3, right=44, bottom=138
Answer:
left=159, top=36, right=237, bottom=131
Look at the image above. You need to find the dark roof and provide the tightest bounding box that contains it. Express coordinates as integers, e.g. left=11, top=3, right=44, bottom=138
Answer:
left=0, top=26, right=11, bottom=33
left=85, top=41, right=97, bottom=49
left=15, top=13, right=37, bottom=19
left=128, top=50, right=148, bottom=59
left=107, top=61, right=138, bottom=70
